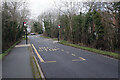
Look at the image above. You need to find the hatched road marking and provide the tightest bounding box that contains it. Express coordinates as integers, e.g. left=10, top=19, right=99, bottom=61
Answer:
left=38, top=47, right=59, bottom=52
left=32, top=45, right=86, bottom=63
left=32, top=45, right=57, bottom=63
left=45, top=49, right=48, bottom=51
left=49, top=49, right=52, bottom=51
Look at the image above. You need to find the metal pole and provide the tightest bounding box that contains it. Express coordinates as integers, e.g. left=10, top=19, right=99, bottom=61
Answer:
left=23, top=22, right=25, bottom=39
left=58, top=29, right=59, bottom=42
left=24, top=31, right=25, bottom=39
left=26, top=26, right=27, bottom=44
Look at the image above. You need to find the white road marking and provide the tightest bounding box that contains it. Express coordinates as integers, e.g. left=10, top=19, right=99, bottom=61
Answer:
left=15, top=44, right=30, bottom=47
left=72, top=54, right=76, bottom=56
left=79, top=57, right=86, bottom=60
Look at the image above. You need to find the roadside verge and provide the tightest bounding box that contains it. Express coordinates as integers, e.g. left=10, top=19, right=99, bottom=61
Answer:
left=28, top=40, right=45, bottom=80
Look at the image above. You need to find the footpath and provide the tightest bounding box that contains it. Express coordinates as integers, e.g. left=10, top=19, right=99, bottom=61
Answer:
left=2, top=40, right=33, bottom=78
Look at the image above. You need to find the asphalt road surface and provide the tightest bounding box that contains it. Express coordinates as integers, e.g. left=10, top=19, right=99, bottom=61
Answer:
left=28, top=35, right=118, bottom=79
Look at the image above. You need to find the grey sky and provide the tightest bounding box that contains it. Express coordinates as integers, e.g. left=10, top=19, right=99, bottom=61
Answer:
left=28, top=0, right=84, bottom=19
left=28, top=0, right=120, bottom=19
left=28, top=0, right=55, bottom=19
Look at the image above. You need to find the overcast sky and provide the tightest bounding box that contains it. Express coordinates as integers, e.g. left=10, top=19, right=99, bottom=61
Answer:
left=28, top=0, right=55, bottom=19
left=28, top=0, right=83, bottom=19
left=27, top=0, right=119, bottom=19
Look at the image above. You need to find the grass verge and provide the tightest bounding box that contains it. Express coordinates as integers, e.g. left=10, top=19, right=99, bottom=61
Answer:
left=29, top=46, right=42, bottom=79
left=59, top=40, right=120, bottom=59
left=28, top=39, right=42, bottom=79
left=33, top=56, right=42, bottom=79
left=0, top=40, right=21, bottom=59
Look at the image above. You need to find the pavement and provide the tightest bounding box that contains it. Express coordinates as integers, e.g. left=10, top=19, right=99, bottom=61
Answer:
left=29, top=35, right=119, bottom=79
left=2, top=40, right=33, bottom=78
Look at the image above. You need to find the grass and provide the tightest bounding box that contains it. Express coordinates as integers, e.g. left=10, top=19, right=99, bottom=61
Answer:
left=28, top=46, right=36, bottom=79
left=28, top=42, right=42, bottom=79
left=0, top=40, right=21, bottom=59
left=33, top=56, right=42, bottom=79
left=59, top=40, right=120, bottom=59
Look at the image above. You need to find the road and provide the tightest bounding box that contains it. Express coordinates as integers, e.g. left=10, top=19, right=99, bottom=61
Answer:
left=28, top=35, right=118, bottom=79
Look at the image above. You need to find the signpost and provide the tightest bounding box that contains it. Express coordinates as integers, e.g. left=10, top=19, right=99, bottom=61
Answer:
left=23, top=22, right=27, bottom=44
left=58, top=25, right=60, bottom=42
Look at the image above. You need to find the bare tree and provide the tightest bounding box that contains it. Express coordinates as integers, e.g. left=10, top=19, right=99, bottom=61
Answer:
left=2, top=0, right=30, bottom=52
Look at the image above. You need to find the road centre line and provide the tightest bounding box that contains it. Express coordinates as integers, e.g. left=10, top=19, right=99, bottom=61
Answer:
left=72, top=54, right=76, bottom=56
left=72, top=57, right=86, bottom=61
left=79, top=57, right=86, bottom=60
left=32, top=44, right=45, bottom=62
